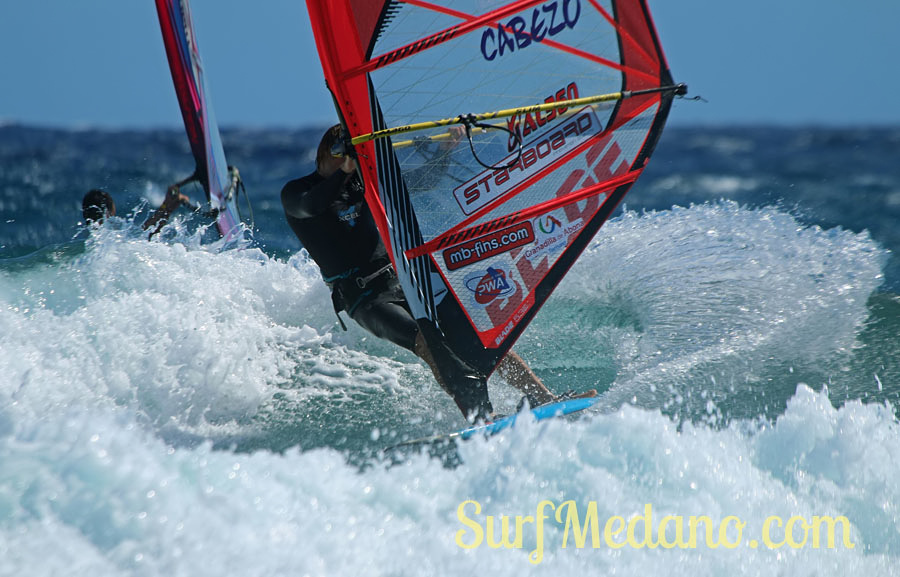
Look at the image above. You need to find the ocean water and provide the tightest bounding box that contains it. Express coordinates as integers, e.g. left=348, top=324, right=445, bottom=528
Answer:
left=1, top=123, right=899, bottom=575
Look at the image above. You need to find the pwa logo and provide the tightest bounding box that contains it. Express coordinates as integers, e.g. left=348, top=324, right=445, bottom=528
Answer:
left=536, top=214, right=562, bottom=234
left=464, top=267, right=516, bottom=305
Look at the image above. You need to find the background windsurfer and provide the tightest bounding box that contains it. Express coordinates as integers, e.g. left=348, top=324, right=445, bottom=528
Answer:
left=281, top=125, right=589, bottom=421
left=81, top=189, right=117, bottom=224
left=142, top=183, right=200, bottom=238
left=82, top=184, right=198, bottom=238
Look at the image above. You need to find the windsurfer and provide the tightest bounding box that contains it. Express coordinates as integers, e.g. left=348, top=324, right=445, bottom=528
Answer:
left=142, top=183, right=198, bottom=237
left=281, top=125, right=579, bottom=421
left=82, top=189, right=117, bottom=224
left=82, top=184, right=198, bottom=238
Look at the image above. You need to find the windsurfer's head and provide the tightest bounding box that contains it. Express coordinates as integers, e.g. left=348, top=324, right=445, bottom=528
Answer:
left=316, top=124, right=357, bottom=177
left=316, top=124, right=344, bottom=171
left=82, top=189, right=116, bottom=224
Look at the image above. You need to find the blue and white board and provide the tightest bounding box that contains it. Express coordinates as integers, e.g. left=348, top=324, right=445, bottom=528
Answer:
left=457, top=395, right=601, bottom=440
left=392, top=395, right=601, bottom=449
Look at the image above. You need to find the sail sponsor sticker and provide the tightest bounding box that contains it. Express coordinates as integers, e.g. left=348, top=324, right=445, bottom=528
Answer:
left=453, top=105, right=603, bottom=215
left=464, top=266, right=517, bottom=306
left=506, top=83, right=579, bottom=153
left=442, top=222, right=535, bottom=271
left=524, top=212, right=584, bottom=262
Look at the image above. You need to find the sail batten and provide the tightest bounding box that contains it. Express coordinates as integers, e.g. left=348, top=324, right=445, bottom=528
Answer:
left=307, top=0, right=679, bottom=375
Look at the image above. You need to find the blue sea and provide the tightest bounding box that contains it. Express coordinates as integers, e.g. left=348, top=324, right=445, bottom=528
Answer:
left=2, top=123, right=899, bottom=575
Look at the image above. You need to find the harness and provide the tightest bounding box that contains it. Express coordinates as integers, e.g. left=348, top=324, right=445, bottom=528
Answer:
left=323, top=258, right=396, bottom=330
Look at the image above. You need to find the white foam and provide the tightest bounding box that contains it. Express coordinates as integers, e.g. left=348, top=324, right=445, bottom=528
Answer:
left=0, top=222, right=428, bottom=442
left=0, top=204, right=896, bottom=574
left=537, top=201, right=886, bottom=416
left=1, top=385, right=897, bottom=575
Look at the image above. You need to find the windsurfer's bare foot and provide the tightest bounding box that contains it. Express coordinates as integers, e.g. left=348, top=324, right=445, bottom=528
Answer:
left=516, top=388, right=598, bottom=412
left=564, top=389, right=598, bottom=400
left=497, top=351, right=556, bottom=405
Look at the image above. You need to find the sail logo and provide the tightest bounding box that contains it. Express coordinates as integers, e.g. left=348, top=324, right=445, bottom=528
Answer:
left=481, top=0, right=581, bottom=61
left=526, top=217, right=583, bottom=261
left=537, top=214, right=562, bottom=234
left=465, top=267, right=516, bottom=305
left=524, top=212, right=581, bottom=261
left=453, top=106, right=602, bottom=215
left=507, top=83, right=579, bottom=152
left=443, top=222, right=535, bottom=271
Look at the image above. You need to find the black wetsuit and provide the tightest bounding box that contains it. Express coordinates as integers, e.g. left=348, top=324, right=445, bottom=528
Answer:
left=281, top=169, right=492, bottom=419
left=281, top=169, right=417, bottom=351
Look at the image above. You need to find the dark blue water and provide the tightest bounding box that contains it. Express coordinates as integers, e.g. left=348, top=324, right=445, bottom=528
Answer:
left=5, top=124, right=898, bottom=289
left=642, top=127, right=900, bottom=291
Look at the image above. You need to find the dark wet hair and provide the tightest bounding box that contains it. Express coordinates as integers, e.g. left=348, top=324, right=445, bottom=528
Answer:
left=316, top=124, right=343, bottom=170
left=82, top=189, right=116, bottom=224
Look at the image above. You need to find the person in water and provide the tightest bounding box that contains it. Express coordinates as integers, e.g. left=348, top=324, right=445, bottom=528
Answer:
left=82, top=185, right=197, bottom=238
left=81, top=189, right=117, bottom=224
left=281, top=125, right=588, bottom=421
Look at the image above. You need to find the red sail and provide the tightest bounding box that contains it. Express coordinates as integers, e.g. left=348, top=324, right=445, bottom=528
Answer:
left=155, top=0, right=242, bottom=239
left=306, top=0, right=678, bottom=376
